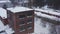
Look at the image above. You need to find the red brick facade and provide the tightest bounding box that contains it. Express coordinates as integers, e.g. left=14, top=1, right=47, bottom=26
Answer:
left=7, top=10, right=34, bottom=34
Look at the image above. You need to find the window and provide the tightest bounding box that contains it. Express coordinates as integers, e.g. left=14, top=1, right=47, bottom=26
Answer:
left=19, top=21, right=25, bottom=26
left=27, top=25, right=32, bottom=30
left=20, top=26, right=25, bottom=32
left=19, top=15, right=25, bottom=19
left=27, top=19, right=32, bottom=24
left=27, top=12, right=33, bottom=18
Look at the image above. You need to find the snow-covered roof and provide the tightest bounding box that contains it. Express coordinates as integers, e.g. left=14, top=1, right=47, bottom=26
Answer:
left=7, top=6, right=33, bottom=13
left=35, top=8, right=60, bottom=16
left=35, top=12, right=60, bottom=21
left=0, top=8, right=7, bottom=19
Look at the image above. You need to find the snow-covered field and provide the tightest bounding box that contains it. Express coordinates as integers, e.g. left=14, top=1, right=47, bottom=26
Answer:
left=32, top=17, right=60, bottom=34
left=0, top=20, right=14, bottom=34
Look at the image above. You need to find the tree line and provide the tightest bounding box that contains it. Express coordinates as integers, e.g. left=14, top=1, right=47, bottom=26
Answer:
left=33, top=0, right=60, bottom=9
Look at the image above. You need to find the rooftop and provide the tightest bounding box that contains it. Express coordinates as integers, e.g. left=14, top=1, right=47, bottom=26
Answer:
left=0, top=8, right=7, bottom=19
left=7, top=6, right=33, bottom=13
left=35, top=8, right=60, bottom=16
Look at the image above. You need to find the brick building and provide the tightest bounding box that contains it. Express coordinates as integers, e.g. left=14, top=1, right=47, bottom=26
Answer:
left=7, top=6, right=34, bottom=34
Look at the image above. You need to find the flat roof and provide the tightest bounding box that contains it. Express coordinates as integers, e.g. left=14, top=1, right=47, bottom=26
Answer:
left=7, top=6, right=33, bottom=13
left=0, top=8, right=7, bottom=19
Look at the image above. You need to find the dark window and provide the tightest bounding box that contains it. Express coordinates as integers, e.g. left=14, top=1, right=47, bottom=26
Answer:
left=13, top=33, right=15, bottom=34
left=27, top=12, right=33, bottom=17
left=19, top=15, right=25, bottom=19
left=27, top=13, right=33, bottom=16
left=27, top=25, right=32, bottom=29
left=20, top=26, right=25, bottom=32
left=19, top=21, right=25, bottom=26
left=27, top=19, right=32, bottom=24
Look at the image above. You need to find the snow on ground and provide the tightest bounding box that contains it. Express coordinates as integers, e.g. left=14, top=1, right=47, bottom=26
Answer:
left=32, top=17, right=58, bottom=34
left=0, top=20, right=14, bottom=34
left=33, top=17, right=49, bottom=34
left=33, top=6, right=60, bottom=34
left=0, top=20, right=5, bottom=32
left=56, top=25, right=60, bottom=34
left=32, top=17, right=50, bottom=34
